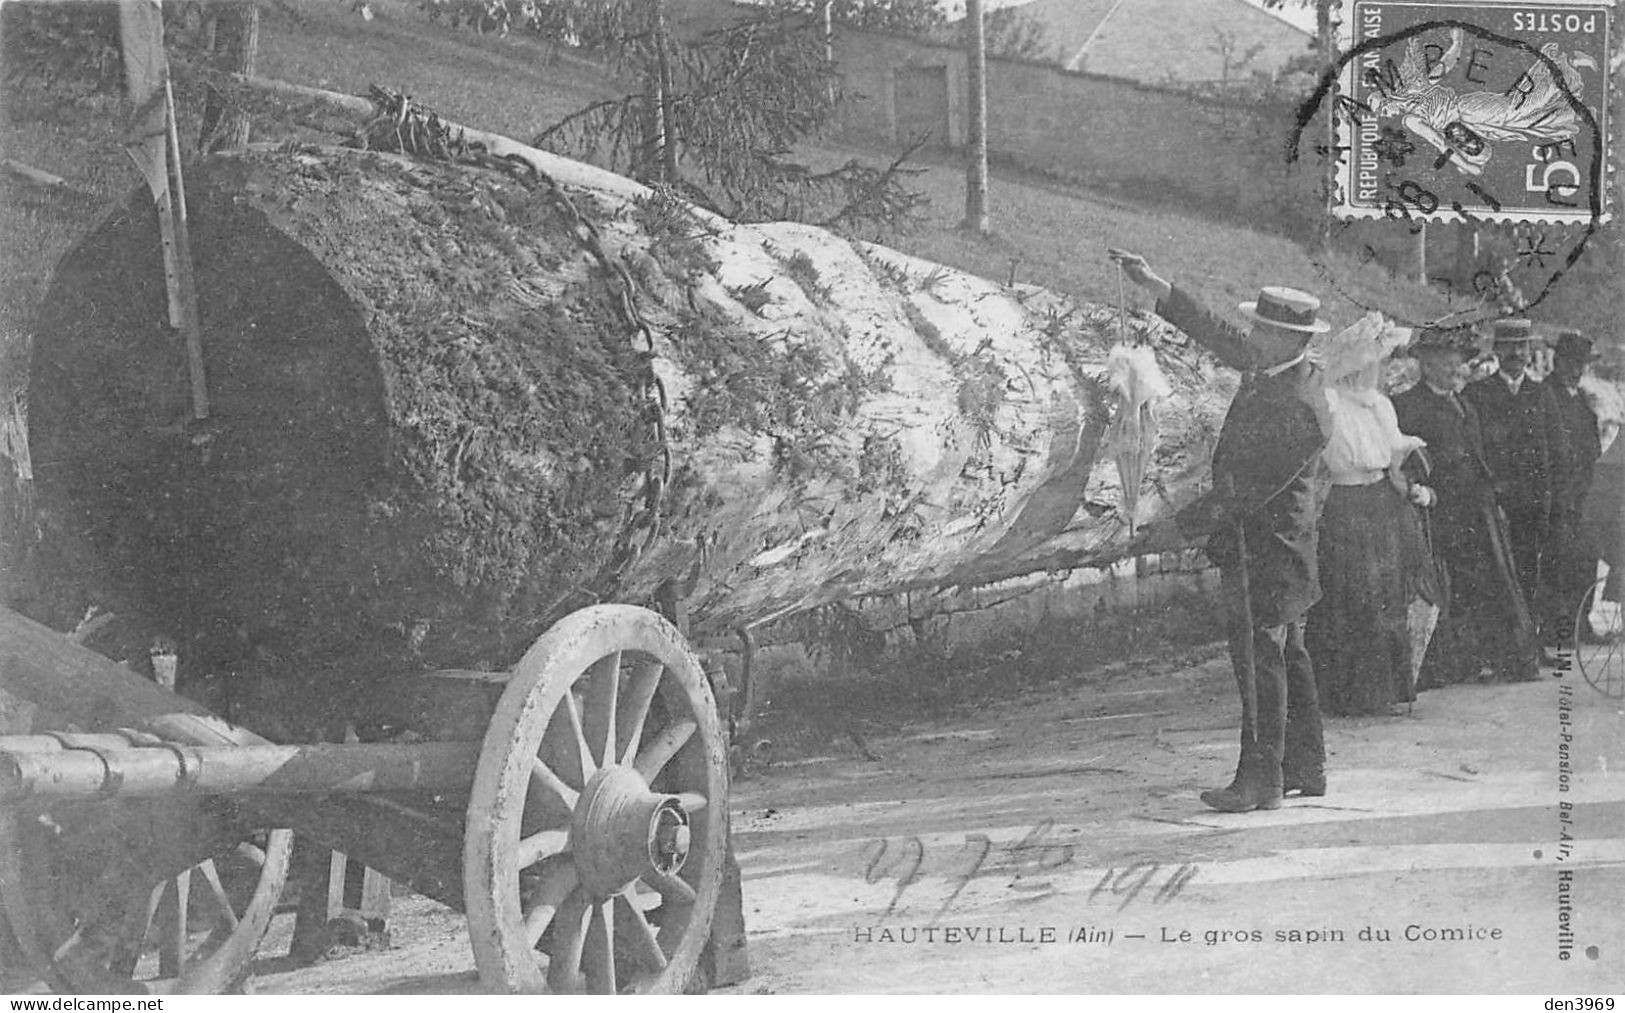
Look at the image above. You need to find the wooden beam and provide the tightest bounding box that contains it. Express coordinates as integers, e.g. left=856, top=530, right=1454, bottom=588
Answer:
left=0, top=741, right=482, bottom=801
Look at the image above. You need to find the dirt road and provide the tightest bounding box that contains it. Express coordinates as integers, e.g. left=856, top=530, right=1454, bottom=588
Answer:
left=237, top=643, right=1624, bottom=994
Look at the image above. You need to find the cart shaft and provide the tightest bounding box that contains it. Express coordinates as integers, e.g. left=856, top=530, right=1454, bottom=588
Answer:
left=0, top=740, right=481, bottom=800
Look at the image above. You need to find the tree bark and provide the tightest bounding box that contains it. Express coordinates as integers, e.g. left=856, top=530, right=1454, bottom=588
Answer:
left=198, top=2, right=261, bottom=153
left=226, top=4, right=260, bottom=149
left=29, top=135, right=1224, bottom=694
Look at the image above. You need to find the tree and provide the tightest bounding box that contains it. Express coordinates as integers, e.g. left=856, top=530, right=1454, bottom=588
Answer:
left=196, top=2, right=262, bottom=152
left=1, top=0, right=249, bottom=157
left=983, top=5, right=1051, bottom=62
left=1208, top=29, right=1265, bottom=84
left=424, top=0, right=927, bottom=230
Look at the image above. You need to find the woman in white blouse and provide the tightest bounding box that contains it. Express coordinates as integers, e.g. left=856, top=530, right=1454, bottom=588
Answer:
left=1305, top=315, right=1439, bottom=716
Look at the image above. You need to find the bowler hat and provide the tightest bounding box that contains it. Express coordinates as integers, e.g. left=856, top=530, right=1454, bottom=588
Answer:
left=1551, top=328, right=1596, bottom=361
left=1487, top=318, right=1539, bottom=345
left=1408, top=325, right=1478, bottom=356
left=1238, top=287, right=1332, bottom=334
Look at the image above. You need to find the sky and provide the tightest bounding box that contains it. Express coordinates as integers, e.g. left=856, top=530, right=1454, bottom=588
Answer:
left=1240, top=0, right=1316, bottom=33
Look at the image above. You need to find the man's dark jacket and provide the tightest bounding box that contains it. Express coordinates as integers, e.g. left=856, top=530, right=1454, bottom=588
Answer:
left=1546, top=382, right=1603, bottom=597
left=1549, top=383, right=1601, bottom=515
left=1462, top=374, right=1563, bottom=523
left=1156, top=287, right=1331, bottom=628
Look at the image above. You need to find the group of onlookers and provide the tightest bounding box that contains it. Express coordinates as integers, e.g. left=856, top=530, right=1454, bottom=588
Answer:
left=1321, top=318, right=1611, bottom=716
left=1107, top=246, right=1614, bottom=812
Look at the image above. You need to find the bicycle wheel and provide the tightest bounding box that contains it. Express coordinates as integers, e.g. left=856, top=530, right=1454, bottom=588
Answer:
left=1575, top=579, right=1623, bottom=699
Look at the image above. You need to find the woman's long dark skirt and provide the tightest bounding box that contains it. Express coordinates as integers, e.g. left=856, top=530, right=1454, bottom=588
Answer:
left=1306, top=481, right=1430, bottom=716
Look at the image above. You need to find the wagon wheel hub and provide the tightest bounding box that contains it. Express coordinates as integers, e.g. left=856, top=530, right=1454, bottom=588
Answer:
left=570, top=766, right=691, bottom=897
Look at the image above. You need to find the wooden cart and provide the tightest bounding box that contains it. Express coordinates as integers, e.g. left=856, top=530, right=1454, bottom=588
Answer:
left=0, top=602, right=732, bottom=994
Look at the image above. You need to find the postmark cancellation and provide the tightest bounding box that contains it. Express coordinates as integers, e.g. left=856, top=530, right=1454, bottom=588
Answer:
left=1332, top=1, right=1613, bottom=227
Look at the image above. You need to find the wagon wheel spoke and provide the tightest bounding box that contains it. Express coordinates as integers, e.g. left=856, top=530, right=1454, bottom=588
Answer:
left=583, top=900, right=616, bottom=994
left=641, top=869, right=696, bottom=906
left=3, top=813, right=293, bottom=993
left=634, top=718, right=696, bottom=782
left=581, top=651, right=620, bottom=768
left=673, top=792, right=707, bottom=814
left=514, top=829, right=571, bottom=871
left=523, top=861, right=580, bottom=949
left=615, top=661, right=664, bottom=767
left=530, top=757, right=580, bottom=810
left=158, top=871, right=190, bottom=978
left=196, top=860, right=240, bottom=933
left=616, top=890, right=668, bottom=972
left=562, top=690, right=596, bottom=781
left=544, top=887, right=592, bottom=993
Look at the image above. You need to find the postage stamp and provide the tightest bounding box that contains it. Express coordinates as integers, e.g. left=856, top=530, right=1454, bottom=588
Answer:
left=1332, top=0, right=1613, bottom=225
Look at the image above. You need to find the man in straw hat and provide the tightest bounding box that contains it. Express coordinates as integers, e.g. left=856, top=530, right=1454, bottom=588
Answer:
left=1542, top=328, right=1605, bottom=643
left=1462, top=319, right=1565, bottom=640
left=1111, top=249, right=1329, bottom=812
left=1394, top=325, right=1540, bottom=686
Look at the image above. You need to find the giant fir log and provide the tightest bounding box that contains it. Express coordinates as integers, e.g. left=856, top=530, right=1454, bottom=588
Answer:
left=28, top=144, right=1228, bottom=707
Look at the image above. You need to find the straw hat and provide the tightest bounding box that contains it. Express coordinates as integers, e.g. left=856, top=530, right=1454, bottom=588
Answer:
left=1237, top=286, right=1332, bottom=334
left=1408, top=324, right=1479, bottom=356
left=1486, top=318, right=1539, bottom=345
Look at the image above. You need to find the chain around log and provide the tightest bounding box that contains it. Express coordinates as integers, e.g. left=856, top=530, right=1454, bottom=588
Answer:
left=354, top=89, right=674, bottom=596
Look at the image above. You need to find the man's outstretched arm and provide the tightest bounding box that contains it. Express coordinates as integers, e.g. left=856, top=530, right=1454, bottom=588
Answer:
left=1108, top=248, right=1259, bottom=371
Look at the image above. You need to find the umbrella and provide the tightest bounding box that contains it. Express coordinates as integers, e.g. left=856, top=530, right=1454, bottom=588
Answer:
left=1102, top=343, right=1171, bottom=538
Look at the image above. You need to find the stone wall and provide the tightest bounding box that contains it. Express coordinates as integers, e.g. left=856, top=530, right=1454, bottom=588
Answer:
left=834, top=29, right=1318, bottom=231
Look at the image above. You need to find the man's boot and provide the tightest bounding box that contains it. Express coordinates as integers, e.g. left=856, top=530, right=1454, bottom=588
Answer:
left=1199, top=747, right=1283, bottom=812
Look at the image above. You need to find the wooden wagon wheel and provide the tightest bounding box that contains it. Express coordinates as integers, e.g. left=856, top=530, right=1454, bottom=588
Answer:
left=465, top=604, right=728, bottom=994
left=0, top=801, right=292, bottom=994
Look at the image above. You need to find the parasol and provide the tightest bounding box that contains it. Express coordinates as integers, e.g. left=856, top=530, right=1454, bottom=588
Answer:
left=1101, top=267, right=1171, bottom=536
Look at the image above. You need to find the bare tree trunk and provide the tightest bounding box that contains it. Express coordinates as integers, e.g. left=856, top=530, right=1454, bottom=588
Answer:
left=822, top=0, right=835, bottom=104
left=653, top=0, right=679, bottom=184
left=226, top=4, right=260, bottom=149
left=963, top=0, right=988, bottom=234
left=198, top=2, right=261, bottom=152
left=1314, top=0, right=1334, bottom=250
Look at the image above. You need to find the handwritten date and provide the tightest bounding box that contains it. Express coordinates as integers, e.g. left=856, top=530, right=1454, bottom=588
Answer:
left=858, top=820, right=1198, bottom=920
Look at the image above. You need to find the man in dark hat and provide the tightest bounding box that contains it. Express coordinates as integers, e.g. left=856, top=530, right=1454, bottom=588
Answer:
left=1111, top=249, right=1328, bottom=813
left=1462, top=319, right=1565, bottom=627
left=1543, top=329, right=1604, bottom=643
left=1394, top=327, right=1539, bottom=685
